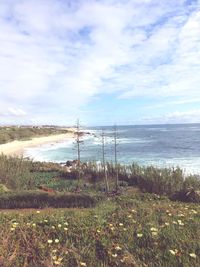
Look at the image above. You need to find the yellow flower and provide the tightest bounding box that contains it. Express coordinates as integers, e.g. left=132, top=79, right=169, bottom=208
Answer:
left=55, top=239, right=59, bottom=243
left=152, top=231, right=158, bottom=236
left=177, top=220, right=184, bottom=226
left=119, top=223, right=123, bottom=226
left=36, top=210, right=40, bottom=214
left=80, top=262, right=87, bottom=266
left=165, top=222, right=170, bottom=226
left=54, top=260, right=60, bottom=265
left=58, top=224, right=62, bottom=228
left=32, top=223, right=36, bottom=227
left=64, top=222, right=69, bottom=225
left=189, top=253, right=197, bottom=259
left=191, top=209, right=197, bottom=214
left=52, top=226, right=55, bottom=229
left=64, top=227, right=68, bottom=231
left=137, top=233, right=143, bottom=238
left=112, top=253, right=117, bottom=258
left=150, top=227, right=158, bottom=232
left=10, top=227, right=15, bottom=231
left=96, top=229, right=101, bottom=233
left=44, top=219, right=48, bottom=223
left=47, top=239, right=53, bottom=244
left=115, top=245, right=122, bottom=251
left=169, top=250, right=176, bottom=255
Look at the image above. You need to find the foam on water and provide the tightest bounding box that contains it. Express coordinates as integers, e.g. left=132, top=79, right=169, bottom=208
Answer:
left=24, top=124, right=200, bottom=175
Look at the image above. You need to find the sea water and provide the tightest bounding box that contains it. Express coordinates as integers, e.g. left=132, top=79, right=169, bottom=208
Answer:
left=24, top=124, right=200, bottom=175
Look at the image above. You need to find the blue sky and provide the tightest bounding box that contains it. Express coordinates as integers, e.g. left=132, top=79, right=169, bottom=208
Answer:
left=0, top=0, right=200, bottom=126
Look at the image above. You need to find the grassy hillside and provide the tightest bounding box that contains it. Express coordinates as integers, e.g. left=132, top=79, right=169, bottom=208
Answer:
left=0, top=190, right=199, bottom=266
left=0, top=126, right=70, bottom=144
left=0, top=156, right=200, bottom=266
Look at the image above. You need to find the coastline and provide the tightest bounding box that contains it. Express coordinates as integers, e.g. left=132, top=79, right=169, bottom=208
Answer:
left=0, top=132, right=75, bottom=157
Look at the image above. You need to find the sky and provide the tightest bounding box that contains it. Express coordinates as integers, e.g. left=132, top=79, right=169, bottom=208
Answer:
left=0, top=0, right=200, bottom=126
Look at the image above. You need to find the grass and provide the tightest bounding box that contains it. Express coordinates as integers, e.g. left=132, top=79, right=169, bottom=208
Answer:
left=0, top=190, right=199, bottom=266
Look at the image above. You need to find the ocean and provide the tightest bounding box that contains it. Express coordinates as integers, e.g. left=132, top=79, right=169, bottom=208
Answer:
left=24, top=124, right=200, bottom=175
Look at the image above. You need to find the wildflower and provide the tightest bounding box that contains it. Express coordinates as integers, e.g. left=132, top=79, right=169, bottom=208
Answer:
left=26, top=223, right=31, bottom=226
left=164, top=222, right=170, bottom=226
left=137, top=233, right=143, bottom=238
left=44, top=219, right=48, bottom=223
left=110, top=227, right=115, bottom=231
left=112, top=253, right=118, bottom=258
left=52, top=256, right=57, bottom=260
left=96, top=229, right=101, bottom=233
left=36, top=210, right=40, bottom=214
left=64, top=227, right=68, bottom=231
left=94, top=215, right=98, bottom=218
left=169, top=250, right=176, bottom=255
left=32, top=223, right=36, bottom=227
left=58, top=224, right=62, bottom=228
left=48, top=239, right=53, bottom=244
left=10, top=228, right=15, bottom=231
left=131, top=209, right=136, bottom=213
left=53, top=261, right=59, bottom=265
left=123, top=228, right=127, bottom=231
left=80, top=262, right=87, bottom=266
left=52, top=249, right=57, bottom=253
left=191, top=209, right=197, bottom=214
left=55, top=239, right=59, bottom=243
left=152, top=231, right=158, bottom=236
left=115, top=245, right=122, bottom=251
left=119, top=223, right=123, bottom=226
left=64, top=222, right=69, bottom=225
left=109, top=223, right=113, bottom=227
left=173, top=221, right=177, bottom=224
left=150, top=227, right=158, bottom=232
left=52, top=226, right=55, bottom=229
left=177, top=220, right=184, bottom=226
left=127, top=215, right=132, bottom=218
left=189, top=253, right=197, bottom=259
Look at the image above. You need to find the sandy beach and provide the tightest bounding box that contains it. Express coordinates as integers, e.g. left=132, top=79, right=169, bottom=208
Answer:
left=0, top=132, right=75, bottom=157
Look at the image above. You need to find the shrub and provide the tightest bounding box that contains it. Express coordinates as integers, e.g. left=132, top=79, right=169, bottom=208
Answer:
left=0, top=154, right=34, bottom=190
left=0, top=191, right=99, bottom=209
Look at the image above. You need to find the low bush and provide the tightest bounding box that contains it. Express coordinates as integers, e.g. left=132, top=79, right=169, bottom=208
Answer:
left=0, top=191, right=99, bottom=209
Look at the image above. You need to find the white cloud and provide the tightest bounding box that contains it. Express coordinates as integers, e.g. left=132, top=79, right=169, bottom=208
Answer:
left=0, top=0, right=200, bottom=124
left=143, top=109, right=200, bottom=124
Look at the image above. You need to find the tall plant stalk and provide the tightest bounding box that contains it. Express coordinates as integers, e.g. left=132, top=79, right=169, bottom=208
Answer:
left=75, top=119, right=82, bottom=185
left=113, top=124, right=119, bottom=191
left=101, top=130, right=109, bottom=193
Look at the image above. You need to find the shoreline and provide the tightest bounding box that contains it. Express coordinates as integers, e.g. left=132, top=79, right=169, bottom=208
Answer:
left=0, top=132, right=75, bottom=157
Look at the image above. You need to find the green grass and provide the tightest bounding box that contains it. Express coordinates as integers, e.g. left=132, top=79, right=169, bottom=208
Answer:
left=0, top=190, right=199, bottom=266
